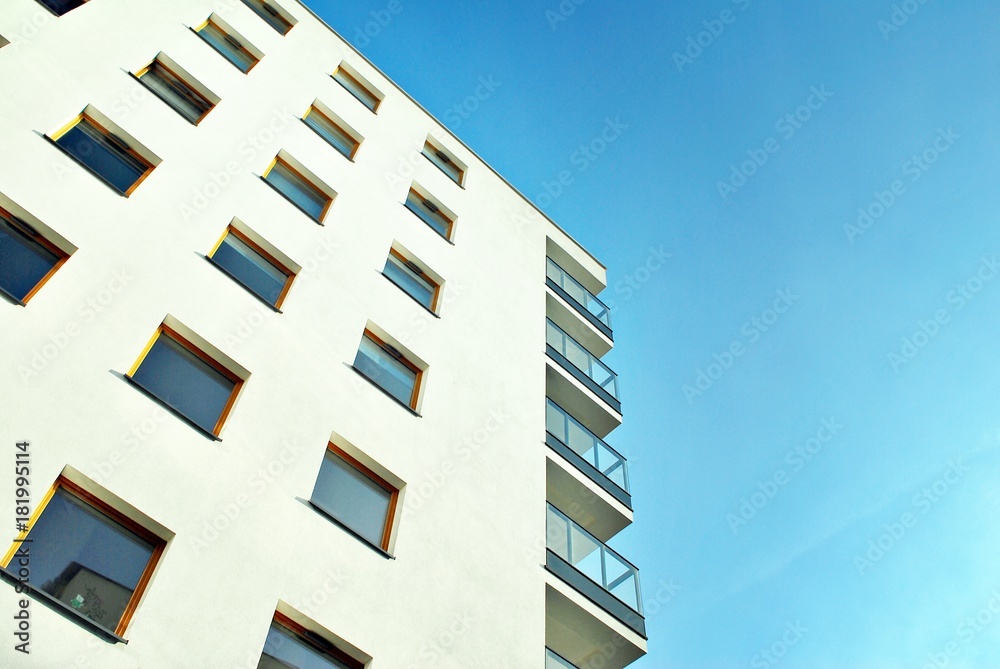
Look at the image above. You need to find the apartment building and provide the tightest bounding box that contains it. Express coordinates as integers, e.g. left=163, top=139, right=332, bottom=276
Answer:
left=0, top=0, right=647, bottom=666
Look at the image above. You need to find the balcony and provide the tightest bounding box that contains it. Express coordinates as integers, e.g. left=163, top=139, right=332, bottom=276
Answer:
left=546, top=320, right=621, bottom=436
left=546, top=258, right=613, bottom=354
left=546, top=648, right=578, bottom=669
left=546, top=504, right=644, bottom=636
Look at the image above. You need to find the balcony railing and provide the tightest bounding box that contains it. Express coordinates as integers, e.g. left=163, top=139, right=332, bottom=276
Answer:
left=546, top=258, right=612, bottom=336
left=547, top=399, right=629, bottom=499
left=546, top=504, right=643, bottom=623
left=546, top=648, right=579, bottom=669
left=546, top=320, right=620, bottom=409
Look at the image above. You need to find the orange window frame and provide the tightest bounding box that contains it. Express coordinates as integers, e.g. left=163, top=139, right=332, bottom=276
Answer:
left=325, top=443, right=399, bottom=551
left=263, top=157, right=334, bottom=222
left=196, top=18, right=260, bottom=73
left=386, top=248, right=441, bottom=312
left=0, top=207, right=70, bottom=304
left=208, top=226, right=295, bottom=308
left=50, top=114, right=156, bottom=197
left=267, top=612, right=364, bottom=668
left=303, top=106, right=361, bottom=159
left=1, top=477, right=165, bottom=638
left=136, top=58, right=216, bottom=124
left=333, top=68, right=381, bottom=112
left=127, top=325, right=244, bottom=436
left=360, top=329, right=422, bottom=409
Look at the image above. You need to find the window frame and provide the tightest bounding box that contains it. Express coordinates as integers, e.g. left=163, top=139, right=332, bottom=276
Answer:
left=353, top=329, right=423, bottom=410
left=262, top=156, right=334, bottom=223
left=194, top=17, right=261, bottom=73
left=126, top=324, right=244, bottom=437
left=422, top=140, right=467, bottom=187
left=404, top=188, right=455, bottom=241
left=50, top=113, right=156, bottom=197
left=36, top=0, right=88, bottom=17
left=332, top=65, right=382, bottom=113
left=302, top=105, right=361, bottom=160
left=135, top=56, right=217, bottom=125
left=0, top=206, right=71, bottom=305
left=1, top=477, right=165, bottom=639
left=261, top=612, right=365, bottom=669
left=241, top=0, right=295, bottom=35
left=207, top=225, right=295, bottom=309
left=310, top=443, right=400, bottom=552
left=382, top=248, right=441, bottom=313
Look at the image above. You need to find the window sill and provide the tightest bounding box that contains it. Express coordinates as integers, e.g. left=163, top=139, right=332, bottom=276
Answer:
left=259, top=175, right=327, bottom=225
left=348, top=364, right=421, bottom=417
left=303, top=499, right=395, bottom=560
left=0, top=564, right=128, bottom=644
left=123, top=374, right=223, bottom=441
left=401, top=202, right=455, bottom=245
left=380, top=272, right=440, bottom=318
left=205, top=255, right=283, bottom=313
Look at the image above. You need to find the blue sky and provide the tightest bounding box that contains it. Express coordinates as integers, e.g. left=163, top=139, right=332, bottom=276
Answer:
left=313, top=1, right=1000, bottom=667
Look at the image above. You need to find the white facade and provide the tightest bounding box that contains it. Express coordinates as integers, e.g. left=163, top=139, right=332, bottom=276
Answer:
left=0, top=1, right=646, bottom=667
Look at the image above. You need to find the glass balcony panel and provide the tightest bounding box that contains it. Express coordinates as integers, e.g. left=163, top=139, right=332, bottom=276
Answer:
left=546, top=399, right=629, bottom=493
left=546, top=258, right=612, bottom=329
left=546, top=649, right=578, bottom=669
left=546, top=320, right=619, bottom=400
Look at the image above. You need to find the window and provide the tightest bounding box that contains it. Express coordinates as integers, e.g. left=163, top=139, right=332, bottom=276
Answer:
left=127, top=324, right=245, bottom=437
left=136, top=55, right=217, bottom=124
left=195, top=17, right=260, bottom=73
left=2, top=478, right=164, bottom=637
left=242, top=0, right=294, bottom=34
left=258, top=613, right=364, bottom=669
left=332, top=64, right=382, bottom=112
left=0, top=207, right=70, bottom=304
left=404, top=188, right=454, bottom=240
left=352, top=330, right=421, bottom=409
left=52, top=114, right=155, bottom=195
left=422, top=140, right=466, bottom=186
left=0, top=35, right=9, bottom=48
left=310, top=444, right=399, bottom=550
left=303, top=105, right=360, bottom=159
left=37, top=0, right=87, bottom=16
left=263, top=156, right=334, bottom=222
left=382, top=248, right=440, bottom=311
left=208, top=224, right=295, bottom=308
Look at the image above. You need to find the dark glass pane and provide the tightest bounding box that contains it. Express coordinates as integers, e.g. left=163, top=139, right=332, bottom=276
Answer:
left=258, top=622, right=353, bottom=669
left=0, top=217, right=60, bottom=301
left=38, top=0, right=86, bottom=16
left=383, top=254, right=434, bottom=309
left=242, top=0, right=292, bottom=34
left=21, top=488, right=155, bottom=633
left=140, top=62, right=211, bottom=123
left=404, top=192, right=450, bottom=237
left=265, top=162, right=327, bottom=220
left=311, top=451, right=391, bottom=547
left=333, top=71, right=378, bottom=111
left=353, top=337, right=416, bottom=407
left=56, top=119, right=147, bottom=194
left=212, top=233, right=288, bottom=306
left=304, top=112, right=355, bottom=158
left=131, top=334, right=235, bottom=434
left=199, top=22, right=256, bottom=72
left=424, top=147, right=463, bottom=184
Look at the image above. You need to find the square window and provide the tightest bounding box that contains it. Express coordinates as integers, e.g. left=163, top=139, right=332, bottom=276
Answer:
left=0, top=207, right=69, bottom=304
left=422, top=141, right=466, bottom=186
left=310, top=444, right=398, bottom=551
left=2, top=479, right=164, bottom=637
left=263, top=157, right=333, bottom=222
left=382, top=248, right=440, bottom=312
left=242, top=0, right=294, bottom=34
left=404, top=188, right=454, bottom=240
left=303, top=106, right=360, bottom=160
left=258, top=613, right=364, bottom=669
left=127, top=325, right=244, bottom=437
left=352, top=330, right=421, bottom=409
left=208, top=225, right=294, bottom=308
left=332, top=65, right=381, bottom=112
left=136, top=56, right=217, bottom=124
left=196, top=17, right=260, bottom=73
left=37, top=0, right=87, bottom=16
left=52, top=114, right=155, bottom=195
